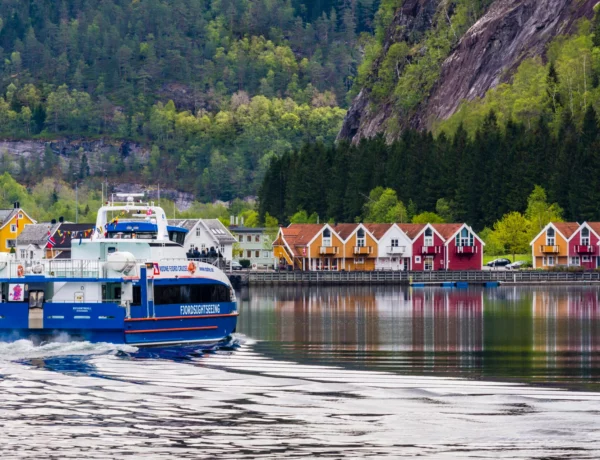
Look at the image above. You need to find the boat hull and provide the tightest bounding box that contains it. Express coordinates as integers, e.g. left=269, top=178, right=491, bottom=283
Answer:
left=0, top=301, right=237, bottom=347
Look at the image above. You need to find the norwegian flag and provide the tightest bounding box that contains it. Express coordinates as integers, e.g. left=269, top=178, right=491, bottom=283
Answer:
left=46, top=230, right=56, bottom=248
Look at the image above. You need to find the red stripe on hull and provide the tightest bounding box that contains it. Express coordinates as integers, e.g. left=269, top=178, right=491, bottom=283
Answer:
left=125, top=325, right=218, bottom=334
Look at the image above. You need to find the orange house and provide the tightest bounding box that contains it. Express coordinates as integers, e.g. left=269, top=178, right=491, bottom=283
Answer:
left=332, top=223, right=378, bottom=271
left=273, top=224, right=346, bottom=271
left=530, top=222, right=579, bottom=269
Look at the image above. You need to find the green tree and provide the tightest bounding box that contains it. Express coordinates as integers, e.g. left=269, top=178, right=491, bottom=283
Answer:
left=412, top=212, right=445, bottom=224
left=363, top=187, right=407, bottom=223
left=524, top=185, right=563, bottom=236
left=492, top=212, right=532, bottom=262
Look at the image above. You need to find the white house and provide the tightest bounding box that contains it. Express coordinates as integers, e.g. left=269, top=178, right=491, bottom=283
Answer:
left=16, top=223, right=60, bottom=260
left=168, top=219, right=236, bottom=261
left=364, top=224, right=414, bottom=271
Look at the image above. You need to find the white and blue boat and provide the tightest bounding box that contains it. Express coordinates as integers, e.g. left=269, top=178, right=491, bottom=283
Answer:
left=0, top=194, right=237, bottom=346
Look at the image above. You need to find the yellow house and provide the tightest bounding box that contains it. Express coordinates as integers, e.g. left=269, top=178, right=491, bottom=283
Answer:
left=0, top=208, right=36, bottom=253
left=530, top=222, right=578, bottom=269
left=332, top=223, right=378, bottom=271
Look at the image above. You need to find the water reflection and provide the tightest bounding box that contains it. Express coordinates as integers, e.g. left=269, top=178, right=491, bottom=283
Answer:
left=238, top=285, right=600, bottom=388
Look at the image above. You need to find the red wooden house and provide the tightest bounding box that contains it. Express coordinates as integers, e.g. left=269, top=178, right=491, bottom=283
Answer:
left=434, top=223, right=484, bottom=271
left=409, top=224, right=446, bottom=271
left=567, top=222, right=600, bottom=269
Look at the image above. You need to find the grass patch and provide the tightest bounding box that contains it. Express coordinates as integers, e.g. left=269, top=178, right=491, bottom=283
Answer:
left=483, top=254, right=532, bottom=265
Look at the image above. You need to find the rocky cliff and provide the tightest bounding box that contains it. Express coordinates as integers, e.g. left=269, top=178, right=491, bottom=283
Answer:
left=339, top=0, right=597, bottom=143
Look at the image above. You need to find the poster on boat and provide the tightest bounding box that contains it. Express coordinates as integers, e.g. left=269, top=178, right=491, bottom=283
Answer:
left=8, top=284, right=24, bottom=302
left=150, top=261, right=215, bottom=278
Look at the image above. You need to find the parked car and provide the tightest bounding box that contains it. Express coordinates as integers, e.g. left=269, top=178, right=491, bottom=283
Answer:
left=506, top=260, right=530, bottom=270
left=230, top=260, right=243, bottom=271
left=487, top=258, right=511, bottom=268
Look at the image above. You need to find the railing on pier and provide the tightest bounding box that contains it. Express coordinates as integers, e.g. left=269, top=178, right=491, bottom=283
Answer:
left=244, top=270, right=600, bottom=285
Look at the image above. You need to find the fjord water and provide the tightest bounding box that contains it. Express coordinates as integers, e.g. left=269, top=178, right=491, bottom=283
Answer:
left=1, top=286, right=600, bottom=458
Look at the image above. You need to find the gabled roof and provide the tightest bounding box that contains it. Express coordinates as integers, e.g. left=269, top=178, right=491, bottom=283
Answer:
left=363, top=223, right=393, bottom=240
left=431, top=223, right=464, bottom=241
left=529, top=222, right=579, bottom=246
left=17, top=223, right=60, bottom=245
left=201, top=219, right=236, bottom=244
left=397, top=223, right=426, bottom=240
left=280, top=224, right=323, bottom=257
left=0, top=208, right=36, bottom=230
left=330, top=223, right=359, bottom=241
left=584, top=222, right=600, bottom=240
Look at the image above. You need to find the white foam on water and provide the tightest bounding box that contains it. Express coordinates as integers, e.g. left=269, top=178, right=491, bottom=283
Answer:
left=0, top=337, right=138, bottom=361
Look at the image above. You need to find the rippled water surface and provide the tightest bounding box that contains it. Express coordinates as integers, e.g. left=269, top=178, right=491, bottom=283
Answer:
left=2, top=285, right=600, bottom=458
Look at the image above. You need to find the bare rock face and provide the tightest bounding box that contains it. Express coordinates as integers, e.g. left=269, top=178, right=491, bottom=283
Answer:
left=339, top=0, right=596, bottom=142
left=419, top=0, right=596, bottom=129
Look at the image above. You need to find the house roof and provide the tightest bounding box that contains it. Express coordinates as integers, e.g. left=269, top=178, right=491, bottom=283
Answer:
left=17, top=223, right=60, bottom=245
left=431, top=223, right=464, bottom=241
left=553, top=222, right=580, bottom=239
left=281, top=224, right=323, bottom=257
left=231, top=226, right=267, bottom=233
left=331, top=223, right=359, bottom=241
left=0, top=208, right=36, bottom=230
left=363, top=223, right=393, bottom=240
left=585, top=222, right=600, bottom=238
left=202, top=219, right=236, bottom=243
left=54, top=223, right=96, bottom=249
left=397, top=223, right=426, bottom=240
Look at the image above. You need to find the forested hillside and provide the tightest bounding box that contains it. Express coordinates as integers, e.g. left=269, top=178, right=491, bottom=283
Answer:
left=0, top=0, right=374, bottom=199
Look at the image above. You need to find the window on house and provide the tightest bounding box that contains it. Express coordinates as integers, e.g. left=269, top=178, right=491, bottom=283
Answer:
left=546, top=228, right=555, bottom=246
left=18, top=214, right=22, bottom=219
left=424, top=257, right=434, bottom=271
left=570, top=256, right=581, bottom=266
left=583, top=256, right=591, bottom=262
left=323, top=228, right=332, bottom=247
left=196, top=226, right=202, bottom=237
left=221, top=245, right=225, bottom=254
left=246, top=250, right=251, bottom=258
left=247, top=235, right=251, bottom=242
left=255, top=250, right=260, bottom=258
left=547, top=256, right=555, bottom=266
left=5, top=240, right=16, bottom=249
left=582, top=227, right=590, bottom=246
left=424, top=228, right=433, bottom=247
left=10, top=224, right=17, bottom=233
left=456, top=228, right=473, bottom=247
left=356, top=229, right=365, bottom=247
left=20, top=249, right=26, bottom=259
left=238, top=235, right=243, bottom=242
left=262, top=251, right=270, bottom=258
left=415, top=256, right=421, bottom=264
left=255, top=235, right=260, bottom=242
left=354, top=257, right=365, bottom=264
left=391, top=239, right=399, bottom=247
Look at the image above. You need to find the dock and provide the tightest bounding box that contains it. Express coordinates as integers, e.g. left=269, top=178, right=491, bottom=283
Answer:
left=227, top=270, right=600, bottom=287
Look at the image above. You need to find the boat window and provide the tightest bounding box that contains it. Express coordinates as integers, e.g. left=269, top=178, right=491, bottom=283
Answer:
left=132, top=286, right=141, bottom=306
left=154, top=284, right=231, bottom=305
left=107, top=247, right=117, bottom=254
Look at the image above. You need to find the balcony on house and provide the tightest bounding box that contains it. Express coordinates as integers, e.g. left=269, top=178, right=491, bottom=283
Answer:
left=386, top=245, right=406, bottom=255
left=353, top=246, right=373, bottom=255
left=455, top=245, right=477, bottom=254
left=540, top=245, right=560, bottom=253
left=421, top=245, right=442, bottom=255
left=575, top=245, right=596, bottom=254
left=320, top=246, right=339, bottom=255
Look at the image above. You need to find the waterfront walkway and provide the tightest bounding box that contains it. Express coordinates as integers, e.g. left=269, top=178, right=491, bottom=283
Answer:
left=228, top=270, right=600, bottom=286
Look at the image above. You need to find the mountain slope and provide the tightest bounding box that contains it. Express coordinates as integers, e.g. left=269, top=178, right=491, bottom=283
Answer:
left=339, top=0, right=597, bottom=142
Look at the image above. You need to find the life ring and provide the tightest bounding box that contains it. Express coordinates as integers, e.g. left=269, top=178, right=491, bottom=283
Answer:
left=16, top=265, right=24, bottom=277
left=187, top=261, right=196, bottom=275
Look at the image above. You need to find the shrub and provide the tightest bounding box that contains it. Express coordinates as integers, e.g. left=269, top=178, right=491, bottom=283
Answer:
left=239, top=259, right=251, bottom=268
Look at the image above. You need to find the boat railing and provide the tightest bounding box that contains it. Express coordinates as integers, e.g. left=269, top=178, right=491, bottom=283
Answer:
left=10, top=259, right=103, bottom=279
left=162, top=257, right=225, bottom=268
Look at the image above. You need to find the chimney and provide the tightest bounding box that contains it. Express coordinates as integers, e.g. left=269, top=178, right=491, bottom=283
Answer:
left=241, top=217, right=244, bottom=226
left=230, top=215, right=234, bottom=226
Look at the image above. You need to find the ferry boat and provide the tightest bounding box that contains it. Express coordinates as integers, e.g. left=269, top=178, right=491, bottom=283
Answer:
left=0, top=194, right=238, bottom=347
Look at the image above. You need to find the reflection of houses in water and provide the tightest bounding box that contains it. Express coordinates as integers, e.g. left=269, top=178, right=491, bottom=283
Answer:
left=412, top=289, right=484, bottom=353
left=533, top=289, right=600, bottom=358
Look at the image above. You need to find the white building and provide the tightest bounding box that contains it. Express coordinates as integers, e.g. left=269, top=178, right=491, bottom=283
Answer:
left=168, top=219, right=236, bottom=261
left=16, top=223, right=60, bottom=260
left=365, top=223, right=415, bottom=271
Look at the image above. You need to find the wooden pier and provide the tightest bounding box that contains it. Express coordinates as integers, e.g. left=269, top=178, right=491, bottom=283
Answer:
left=227, top=270, right=600, bottom=287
